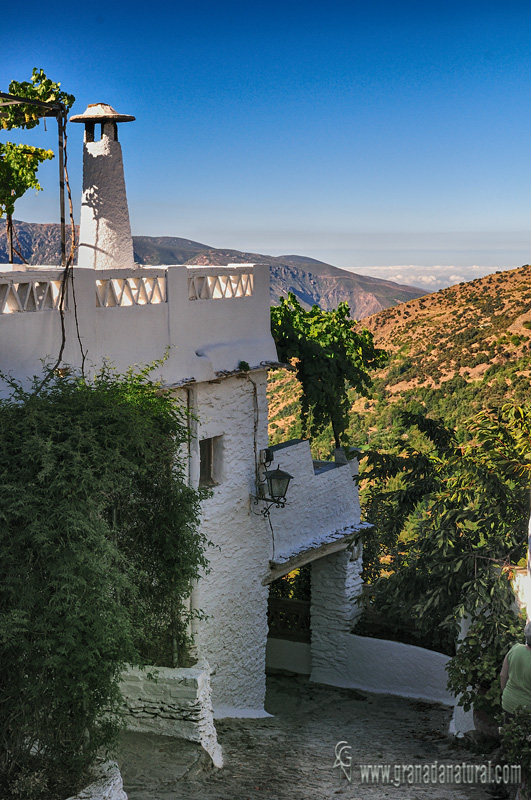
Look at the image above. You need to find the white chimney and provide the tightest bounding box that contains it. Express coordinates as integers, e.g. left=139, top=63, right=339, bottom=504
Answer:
left=70, top=103, right=135, bottom=270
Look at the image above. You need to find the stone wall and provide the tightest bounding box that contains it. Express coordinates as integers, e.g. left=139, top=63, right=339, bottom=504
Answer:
left=120, top=664, right=222, bottom=767
left=66, top=761, right=126, bottom=800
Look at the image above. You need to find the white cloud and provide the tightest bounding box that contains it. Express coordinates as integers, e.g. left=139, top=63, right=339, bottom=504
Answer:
left=414, top=275, right=440, bottom=285
left=342, top=264, right=510, bottom=291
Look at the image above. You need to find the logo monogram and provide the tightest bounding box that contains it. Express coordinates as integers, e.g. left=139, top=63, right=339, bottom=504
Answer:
left=334, top=740, right=352, bottom=783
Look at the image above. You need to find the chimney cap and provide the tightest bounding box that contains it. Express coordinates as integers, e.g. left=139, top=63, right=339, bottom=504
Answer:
left=70, top=103, right=135, bottom=123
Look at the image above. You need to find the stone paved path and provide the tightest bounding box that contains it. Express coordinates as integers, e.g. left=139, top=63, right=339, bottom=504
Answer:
left=118, top=675, right=514, bottom=800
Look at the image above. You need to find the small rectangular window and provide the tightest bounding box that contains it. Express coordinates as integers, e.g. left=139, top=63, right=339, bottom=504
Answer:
left=199, top=436, right=222, bottom=487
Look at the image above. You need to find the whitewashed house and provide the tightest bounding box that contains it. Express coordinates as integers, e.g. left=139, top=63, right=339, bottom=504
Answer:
left=0, top=103, right=368, bottom=763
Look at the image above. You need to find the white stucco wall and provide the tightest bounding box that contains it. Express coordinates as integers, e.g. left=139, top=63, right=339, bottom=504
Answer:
left=309, top=549, right=452, bottom=704
left=513, top=568, right=531, bottom=619
left=324, top=634, right=454, bottom=704
left=180, top=372, right=273, bottom=717
left=77, top=131, right=135, bottom=270
left=265, top=639, right=311, bottom=675
left=266, top=440, right=361, bottom=564
left=120, top=664, right=222, bottom=767
left=310, top=549, right=364, bottom=679
left=449, top=704, right=475, bottom=738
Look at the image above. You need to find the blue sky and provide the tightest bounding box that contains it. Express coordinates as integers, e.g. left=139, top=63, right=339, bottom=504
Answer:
left=3, top=1, right=531, bottom=289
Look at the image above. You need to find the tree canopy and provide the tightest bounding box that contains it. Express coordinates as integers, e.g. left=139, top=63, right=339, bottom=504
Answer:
left=271, top=293, right=387, bottom=448
left=0, top=142, right=53, bottom=218
left=360, top=404, right=529, bottom=713
left=0, top=68, right=74, bottom=131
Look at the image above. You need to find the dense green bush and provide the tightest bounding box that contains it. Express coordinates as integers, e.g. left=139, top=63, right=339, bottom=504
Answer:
left=0, top=364, right=209, bottom=799
left=500, top=708, right=531, bottom=792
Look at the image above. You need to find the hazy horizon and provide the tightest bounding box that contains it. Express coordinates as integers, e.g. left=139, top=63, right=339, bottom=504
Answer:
left=5, top=217, right=520, bottom=293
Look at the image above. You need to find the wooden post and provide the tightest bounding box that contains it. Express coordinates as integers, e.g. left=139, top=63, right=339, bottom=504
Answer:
left=7, top=214, right=13, bottom=264
left=57, top=109, right=66, bottom=268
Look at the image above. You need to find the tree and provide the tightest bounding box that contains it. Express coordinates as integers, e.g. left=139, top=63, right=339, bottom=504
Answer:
left=271, top=293, right=387, bottom=449
left=360, top=404, right=530, bottom=713
left=0, top=69, right=74, bottom=262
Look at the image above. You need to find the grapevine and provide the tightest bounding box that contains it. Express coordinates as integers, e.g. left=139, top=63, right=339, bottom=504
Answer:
left=0, top=68, right=74, bottom=130
left=0, top=142, right=53, bottom=218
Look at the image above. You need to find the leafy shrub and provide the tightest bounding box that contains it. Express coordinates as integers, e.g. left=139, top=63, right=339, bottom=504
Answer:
left=446, top=611, right=525, bottom=715
left=500, top=708, right=531, bottom=790
left=0, top=364, right=208, bottom=799
left=270, top=565, right=311, bottom=600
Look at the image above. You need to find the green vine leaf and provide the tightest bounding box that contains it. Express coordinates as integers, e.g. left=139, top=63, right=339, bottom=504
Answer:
left=0, top=142, right=54, bottom=218
left=271, top=292, right=388, bottom=448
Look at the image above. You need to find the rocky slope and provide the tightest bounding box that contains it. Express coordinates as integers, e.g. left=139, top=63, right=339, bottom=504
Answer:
left=360, top=264, right=531, bottom=391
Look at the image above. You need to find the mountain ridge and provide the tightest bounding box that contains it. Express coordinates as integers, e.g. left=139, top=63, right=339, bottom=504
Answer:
left=0, top=221, right=425, bottom=319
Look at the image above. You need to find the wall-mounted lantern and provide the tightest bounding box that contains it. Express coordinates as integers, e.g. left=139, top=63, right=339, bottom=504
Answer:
left=252, top=449, right=293, bottom=518
left=264, top=466, right=293, bottom=506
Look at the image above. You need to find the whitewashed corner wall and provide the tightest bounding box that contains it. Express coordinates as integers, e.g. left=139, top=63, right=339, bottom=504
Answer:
left=120, top=664, right=222, bottom=767
left=182, top=372, right=273, bottom=717
left=267, top=440, right=361, bottom=561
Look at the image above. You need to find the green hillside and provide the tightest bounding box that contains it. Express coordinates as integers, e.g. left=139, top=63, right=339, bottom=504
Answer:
left=268, top=264, right=531, bottom=454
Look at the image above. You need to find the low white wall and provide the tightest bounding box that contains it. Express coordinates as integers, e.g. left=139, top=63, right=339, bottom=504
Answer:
left=449, top=704, right=475, bottom=738
left=311, top=633, right=454, bottom=704
left=120, top=663, right=222, bottom=767
left=513, top=568, right=531, bottom=618
left=0, top=263, right=277, bottom=394
left=66, top=761, right=126, bottom=800
left=266, top=638, right=311, bottom=675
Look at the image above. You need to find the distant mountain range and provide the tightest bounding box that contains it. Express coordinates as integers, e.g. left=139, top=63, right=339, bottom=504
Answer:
left=0, top=221, right=425, bottom=319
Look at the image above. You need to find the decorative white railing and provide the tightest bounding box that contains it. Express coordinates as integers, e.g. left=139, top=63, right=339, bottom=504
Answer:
left=188, top=270, right=254, bottom=300
left=0, top=268, right=253, bottom=314
left=95, top=275, right=166, bottom=307
left=0, top=279, right=63, bottom=314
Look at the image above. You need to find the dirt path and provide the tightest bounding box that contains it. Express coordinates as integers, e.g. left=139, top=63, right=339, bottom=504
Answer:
left=119, top=675, right=512, bottom=800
